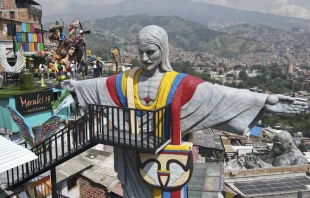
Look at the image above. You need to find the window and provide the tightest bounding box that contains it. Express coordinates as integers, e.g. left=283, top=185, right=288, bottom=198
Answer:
left=67, top=176, right=77, bottom=191
left=10, top=11, right=15, bottom=20
left=7, top=24, right=14, bottom=36
left=0, top=0, right=3, bottom=9
left=0, top=11, right=2, bottom=18
left=33, top=14, right=36, bottom=22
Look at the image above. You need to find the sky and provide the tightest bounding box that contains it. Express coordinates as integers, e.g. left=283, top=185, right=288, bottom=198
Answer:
left=39, top=0, right=310, bottom=19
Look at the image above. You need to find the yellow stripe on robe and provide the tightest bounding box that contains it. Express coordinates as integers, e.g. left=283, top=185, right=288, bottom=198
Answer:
left=133, top=70, right=178, bottom=111
left=131, top=69, right=178, bottom=137
left=121, top=70, right=130, bottom=97
left=153, top=188, right=162, bottom=198
left=164, top=144, right=192, bottom=151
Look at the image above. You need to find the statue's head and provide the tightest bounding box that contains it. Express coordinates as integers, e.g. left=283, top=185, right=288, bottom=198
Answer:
left=137, top=25, right=173, bottom=72
left=271, top=131, right=293, bottom=158
left=58, top=38, right=75, bottom=59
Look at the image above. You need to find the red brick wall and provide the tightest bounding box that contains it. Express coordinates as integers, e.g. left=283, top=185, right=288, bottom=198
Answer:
left=79, top=176, right=110, bottom=198
left=3, top=0, right=15, bottom=9
left=224, top=164, right=310, bottom=178
left=1, top=10, right=41, bottom=24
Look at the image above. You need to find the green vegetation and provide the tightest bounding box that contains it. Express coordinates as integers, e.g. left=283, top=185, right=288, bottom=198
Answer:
left=225, top=64, right=298, bottom=94
left=205, top=35, right=262, bottom=57
left=84, top=14, right=263, bottom=59
left=261, top=113, right=310, bottom=136
left=298, top=144, right=307, bottom=152
left=0, top=85, right=42, bottom=99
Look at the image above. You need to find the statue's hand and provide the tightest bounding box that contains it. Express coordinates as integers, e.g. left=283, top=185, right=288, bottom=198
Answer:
left=62, top=79, right=77, bottom=92
left=265, top=94, right=308, bottom=114
left=244, top=155, right=263, bottom=169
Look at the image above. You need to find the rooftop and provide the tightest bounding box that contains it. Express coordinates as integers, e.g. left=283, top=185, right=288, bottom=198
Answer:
left=56, top=154, right=94, bottom=184
left=225, top=164, right=310, bottom=197
left=193, top=129, right=224, bottom=150
left=188, top=163, right=224, bottom=198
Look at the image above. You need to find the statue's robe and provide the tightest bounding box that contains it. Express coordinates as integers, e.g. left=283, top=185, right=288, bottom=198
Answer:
left=72, top=70, right=267, bottom=198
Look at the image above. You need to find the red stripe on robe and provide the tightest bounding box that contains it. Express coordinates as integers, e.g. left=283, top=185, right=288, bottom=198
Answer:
left=171, top=75, right=204, bottom=145
left=106, top=75, right=122, bottom=107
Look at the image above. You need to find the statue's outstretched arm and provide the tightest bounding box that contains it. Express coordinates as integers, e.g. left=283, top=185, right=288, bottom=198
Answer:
left=62, top=79, right=77, bottom=92
left=62, top=78, right=108, bottom=110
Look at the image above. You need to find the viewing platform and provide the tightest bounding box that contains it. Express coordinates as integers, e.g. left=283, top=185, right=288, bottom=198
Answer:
left=4, top=104, right=172, bottom=189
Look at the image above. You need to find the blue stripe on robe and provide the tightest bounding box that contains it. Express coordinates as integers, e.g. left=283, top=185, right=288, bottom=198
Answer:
left=115, top=72, right=127, bottom=107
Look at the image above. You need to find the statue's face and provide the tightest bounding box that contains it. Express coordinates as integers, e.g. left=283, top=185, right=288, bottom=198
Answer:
left=68, top=47, right=75, bottom=56
left=137, top=41, right=162, bottom=71
left=271, top=136, right=288, bottom=157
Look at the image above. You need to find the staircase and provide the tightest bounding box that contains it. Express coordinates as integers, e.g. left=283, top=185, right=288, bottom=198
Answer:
left=5, top=104, right=171, bottom=189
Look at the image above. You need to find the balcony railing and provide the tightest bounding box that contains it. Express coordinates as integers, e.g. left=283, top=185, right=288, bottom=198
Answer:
left=5, top=104, right=172, bottom=189
left=89, top=104, right=172, bottom=153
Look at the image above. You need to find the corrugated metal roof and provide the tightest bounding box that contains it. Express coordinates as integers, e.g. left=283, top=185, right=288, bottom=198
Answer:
left=250, top=126, right=263, bottom=137
left=188, top=163, right=224, bottom=197
left=193, top=129, right=224, bottom=150
left=0, top=136, right=37, bottom=173
left=56, top=155, right=94, bottom=183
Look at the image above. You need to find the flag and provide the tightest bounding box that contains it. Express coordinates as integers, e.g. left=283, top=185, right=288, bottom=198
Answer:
left=51, top=91, right=74, bottom=115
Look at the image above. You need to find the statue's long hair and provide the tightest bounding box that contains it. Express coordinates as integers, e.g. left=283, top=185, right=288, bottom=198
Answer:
left=137, top=25, right=173, bottom=72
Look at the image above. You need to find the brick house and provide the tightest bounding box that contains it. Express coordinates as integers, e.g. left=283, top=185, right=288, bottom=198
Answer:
left=0, top=0, right=42, bottom=72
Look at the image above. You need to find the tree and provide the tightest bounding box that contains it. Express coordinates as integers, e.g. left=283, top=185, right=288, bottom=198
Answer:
left=131, top=58, right=141, bottom=67
left=238, top=81, right=247, bottom=89
left=239, top=70, right=248, bottom=81
left=298, top=144, right=307, bottom=152
left=247, top=78, right=260, bottom=87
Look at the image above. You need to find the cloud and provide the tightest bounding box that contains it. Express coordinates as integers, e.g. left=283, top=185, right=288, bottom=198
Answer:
left=40, top=0, right=125, bottom=15
left=190, top=0, right=228, bottom=6
left=190, top=0, right=310, bottom=19
left=40, top=0, right=310, bottom=19
left=267, top=0, right=310, bottom=19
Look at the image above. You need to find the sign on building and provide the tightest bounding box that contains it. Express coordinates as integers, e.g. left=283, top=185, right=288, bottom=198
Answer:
left=15, top=89, right=54, bottom=115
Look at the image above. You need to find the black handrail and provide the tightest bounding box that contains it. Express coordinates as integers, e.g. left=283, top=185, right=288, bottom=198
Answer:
left=6, top=104, right=172, bottom=189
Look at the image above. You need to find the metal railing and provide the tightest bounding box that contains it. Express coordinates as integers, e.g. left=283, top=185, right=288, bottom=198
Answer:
left=89, top=104, right=171, bottom=153
left=6, top=104, right=172, bottom=189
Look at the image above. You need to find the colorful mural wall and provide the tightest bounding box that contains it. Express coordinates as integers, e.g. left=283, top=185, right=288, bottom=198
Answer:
left=14, top=23, right=44, bottom=52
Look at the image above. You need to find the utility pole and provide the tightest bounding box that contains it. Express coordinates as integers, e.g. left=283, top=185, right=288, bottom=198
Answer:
left=51, top=167, right=57, bottom=197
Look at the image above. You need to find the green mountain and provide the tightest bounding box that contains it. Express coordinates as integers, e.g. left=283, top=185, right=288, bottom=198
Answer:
left=82, top=14, right=264, bottom=58
left=222, top=23, right=290, bottom=44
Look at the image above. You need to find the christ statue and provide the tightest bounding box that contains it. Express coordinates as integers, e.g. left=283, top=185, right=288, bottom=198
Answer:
left=63, top=25, right=308, bottom=198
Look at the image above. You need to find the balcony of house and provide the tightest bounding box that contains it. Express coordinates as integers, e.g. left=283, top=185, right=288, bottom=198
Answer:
left=15, top=0, right=42, bottom=16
